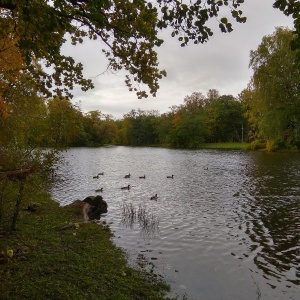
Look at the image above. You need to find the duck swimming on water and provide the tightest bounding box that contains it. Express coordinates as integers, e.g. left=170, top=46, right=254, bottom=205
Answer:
left=139, top=175, right=146, bottom=179
left=124, top=173, right=130, bottom=178
left=150, top=194, right=158, bottom=200
left=167, top=175, right=174, bottom=178
left=121, top=185, right=131, bottom=190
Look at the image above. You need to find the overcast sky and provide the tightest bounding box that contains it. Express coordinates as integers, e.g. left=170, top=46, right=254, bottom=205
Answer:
left=62, top=0, right=294, bottom=119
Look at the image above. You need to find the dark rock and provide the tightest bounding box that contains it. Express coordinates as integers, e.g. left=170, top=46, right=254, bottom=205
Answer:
left=83, top=195, right=108, bottom=220
left=65, top=200, right=91, bottom=222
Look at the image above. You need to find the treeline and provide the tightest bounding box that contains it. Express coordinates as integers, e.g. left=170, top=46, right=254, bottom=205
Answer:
left=87, top=90, right=246, bottom=148
left=117, top=92, right=245, bottom=147
left=0, top=91, right=246, bottom=149
left=1, top=27, right=300, bottom=156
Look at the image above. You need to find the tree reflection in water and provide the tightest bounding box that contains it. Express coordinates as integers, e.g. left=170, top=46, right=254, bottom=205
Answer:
left=240, top=153, right=300, bottom=289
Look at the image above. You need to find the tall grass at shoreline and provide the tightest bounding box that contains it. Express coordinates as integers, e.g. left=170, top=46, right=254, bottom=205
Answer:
left=121, top=203, right=160, bottom=237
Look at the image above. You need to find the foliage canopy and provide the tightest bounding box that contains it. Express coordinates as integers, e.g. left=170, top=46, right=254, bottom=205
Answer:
left=242, top=27, right=300, bottom=149
left=0, top=0, right=249, bottom=99
left=0, top=1, right=299, bottom=99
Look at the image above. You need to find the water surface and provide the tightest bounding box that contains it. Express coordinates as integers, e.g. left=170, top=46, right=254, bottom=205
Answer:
left=51, top=147, right=300, bottom=300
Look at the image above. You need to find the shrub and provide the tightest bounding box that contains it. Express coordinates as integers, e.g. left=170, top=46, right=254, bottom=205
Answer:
left=250, top=140, right=265, bottom=150
left=266, top=139, right=278, bottom=152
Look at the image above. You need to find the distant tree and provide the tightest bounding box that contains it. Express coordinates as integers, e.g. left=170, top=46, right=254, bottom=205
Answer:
left=152, top=112, right=173, bottom=145
left=83, top=111, right=117, bottom=146
left=170, top=92, right=209, bottom=147
left=239, top=86, right=261, bottom=143
left=172, top=114, right=208, bottom=148
left=120, top=109, right=159, bottom=146
left=206, top=89, right=220, bottom=105
left=46, top=97, right=84, bottom=147
left=183, top=92, right=206, bottom=114
left=206, top=95, right=244, bottom=142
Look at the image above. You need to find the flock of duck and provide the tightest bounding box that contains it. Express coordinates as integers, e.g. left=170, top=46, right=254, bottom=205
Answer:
left=92, top=172, right=174, bottom=200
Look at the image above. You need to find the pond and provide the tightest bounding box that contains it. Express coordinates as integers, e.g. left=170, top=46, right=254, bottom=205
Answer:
left=51, top=146, right=300, bottom=300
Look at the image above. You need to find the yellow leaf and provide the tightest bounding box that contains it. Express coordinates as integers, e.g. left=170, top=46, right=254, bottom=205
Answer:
left=6, top=249, right=13, bottom=258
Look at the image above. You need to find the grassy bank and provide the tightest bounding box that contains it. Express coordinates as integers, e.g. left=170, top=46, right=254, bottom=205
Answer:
left=135, top=142, right=251, bottom=150
left=0, top=192, right=177, bottom=300
left=198, top=142, right=251, bottom=150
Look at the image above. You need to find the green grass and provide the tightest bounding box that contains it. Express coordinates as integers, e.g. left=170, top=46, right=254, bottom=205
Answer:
left=0, top=192, right=177, bottom=300
left=198, top=142, right=251, bottom=150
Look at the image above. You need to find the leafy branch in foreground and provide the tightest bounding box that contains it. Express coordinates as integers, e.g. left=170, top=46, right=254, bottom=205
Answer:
left=0, top=0, right=249, bottom=99
left=273, top=0, right=300, bottom=66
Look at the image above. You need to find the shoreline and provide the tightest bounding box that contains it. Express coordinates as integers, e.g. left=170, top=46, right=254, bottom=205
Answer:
left=98, top=143, right=300, bottom=152
left=0, top=193, right=180, bottom=299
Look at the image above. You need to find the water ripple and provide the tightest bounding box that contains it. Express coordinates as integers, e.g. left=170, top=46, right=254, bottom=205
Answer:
left=51, top=147, right=300, bottom=300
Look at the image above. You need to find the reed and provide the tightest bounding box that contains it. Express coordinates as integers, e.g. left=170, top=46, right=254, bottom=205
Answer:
left=121, top=203, right=159, bottom=236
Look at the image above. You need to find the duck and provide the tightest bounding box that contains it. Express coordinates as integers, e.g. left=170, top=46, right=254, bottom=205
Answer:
left=93, top=175, right=99, bottom=179
left=167, top=175, right=174, bottom=178
left=124, top=173, right=130, bottom=178
left=139, top=175, right=146, bottom=179
left=95, top=188, right=103, bottom=192
left=98, top=172, right=104, bottom=175
left=121, top=184, right=131, bottom=190
left=150, top=193, right=158, bottom=200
